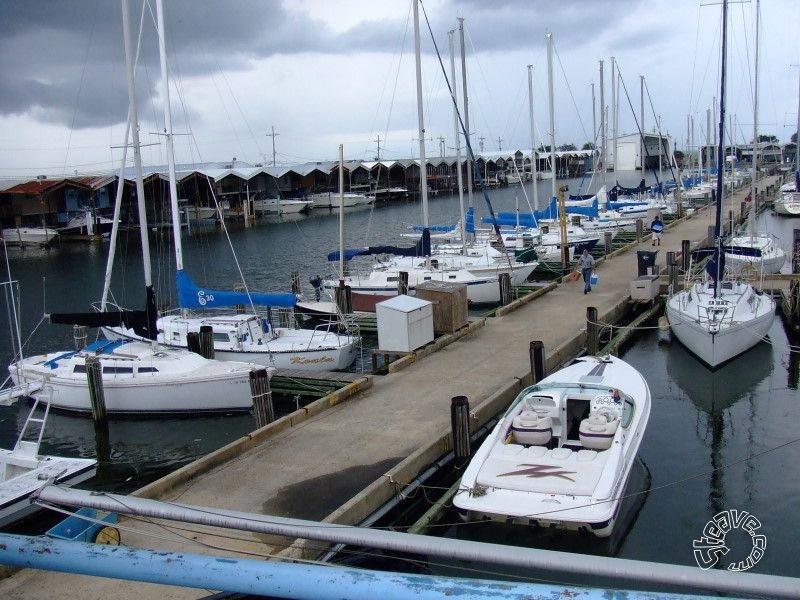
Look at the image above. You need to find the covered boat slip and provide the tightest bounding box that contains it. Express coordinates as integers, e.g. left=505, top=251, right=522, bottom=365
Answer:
left=0, top=177, right=785, bottom=598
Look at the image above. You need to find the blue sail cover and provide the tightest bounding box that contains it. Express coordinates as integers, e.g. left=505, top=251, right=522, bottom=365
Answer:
left=328, top=228, right=431, bottom=262
left=176, top=270, right=296, bottom=309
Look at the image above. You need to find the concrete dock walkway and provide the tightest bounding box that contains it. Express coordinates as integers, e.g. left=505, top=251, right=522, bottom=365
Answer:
left=0, top=177, right=783, bottom=599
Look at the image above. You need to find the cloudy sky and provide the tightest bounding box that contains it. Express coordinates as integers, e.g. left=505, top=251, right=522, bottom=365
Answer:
left=0, top=0, right=797, bottom=178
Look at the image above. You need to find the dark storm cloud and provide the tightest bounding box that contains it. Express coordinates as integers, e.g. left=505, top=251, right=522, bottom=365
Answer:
left=0, top=0, right=638, bottom=131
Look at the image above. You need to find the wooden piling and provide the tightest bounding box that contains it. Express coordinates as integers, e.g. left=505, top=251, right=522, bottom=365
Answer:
left=529, top=340, right=546, bottom=383
left=73, top=325, right=87, bottom=351
left=291, top=271, right=300, bottom=294
left=199, top=325, right=214, bottom=359
left=586, top=306, right=599, bottom=356
left=186, top=332, right=201, bottom=355
left=790, top=229, right=800, bottom=331
left=499, top=272, right=511, bottom=306
left=636, top=219, right=643, bottom=243
left=335, top=284, right=352, bottom=314
left=250, top=368, right=274, bottom=429
left=667, top=251, right=678, bottom=292
left=604, top=231, right=612, bottom=258
left=398, top=271, right=409, bottom=296
left=85, top=356, right=107, bottom=424
left=450, top=395, right=471, bottom=468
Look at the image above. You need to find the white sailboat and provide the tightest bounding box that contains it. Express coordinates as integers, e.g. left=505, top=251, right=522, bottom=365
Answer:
left=8, top=0, right=261, bottom=414
left=102, top=0, right=359, bottom=373
left=454, top=354, right=651, bottom=537
left=322, top=4, right=534, bottom=309
left=724, top=1, right=786, bottom=275
left=665, top=0, right=776, bottom=369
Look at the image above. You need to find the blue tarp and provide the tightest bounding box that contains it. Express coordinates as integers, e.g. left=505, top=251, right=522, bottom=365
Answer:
left=176, top=270, right=296, bottom=309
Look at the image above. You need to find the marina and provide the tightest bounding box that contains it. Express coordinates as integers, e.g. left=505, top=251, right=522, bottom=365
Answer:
left=1, top=167, right=799, bottom=597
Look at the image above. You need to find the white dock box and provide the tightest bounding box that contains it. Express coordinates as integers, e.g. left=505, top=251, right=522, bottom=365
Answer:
left=630, top=275, right=660, bottom=301
left=376, top=295, right=434, bottom=352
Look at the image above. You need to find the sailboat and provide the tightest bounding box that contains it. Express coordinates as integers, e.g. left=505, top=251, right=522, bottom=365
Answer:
left=724, top=1, right=786, bottom=275
left=102, top=0, right=359, bottom=372
left=665, top=0, right=776, bottom=369
left=321, top=3, right=535, bottom=309
left=7, top=0, right=260, bottom=414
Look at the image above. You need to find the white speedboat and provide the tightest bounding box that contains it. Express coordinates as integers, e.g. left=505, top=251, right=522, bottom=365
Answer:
left=1, top=227, right=58, bottom=247
left=0, top=397, right=97, bottom=528
left=9, top=338, right=262, bottom=414
left=252, top=197, right=313, bottom=215
left=454, top=354, right=651, bottom=537
left=306, top=192, right=374, bottom=209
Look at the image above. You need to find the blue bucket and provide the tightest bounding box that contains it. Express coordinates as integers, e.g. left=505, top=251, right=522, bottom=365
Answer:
left=590, top=273, right=599, bottom=286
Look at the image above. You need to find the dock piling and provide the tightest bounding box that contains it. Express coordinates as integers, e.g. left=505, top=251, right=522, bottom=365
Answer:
left=586, top=306, right=599, bottom=355
left=199, top=325, right=214, bottom=359
left=250, top=368, right=274, bottom=428
left=450, top=395, right=470, bottom=468
left=635, top=219, right=643, bottom=243
left=603, top=231, right=612, bottom=258
left=73, top=324, right=86, bottom=350
left=335, top=284, right=352, bottom=314
left=186, top=332, right=201, bottom=355
left=529, top=340, right=546, bottom=383
left=666, top=251, right=677, bottom=293
left=398, top=271, right=409, bottom=296
left=790, top=230, right=800, bottom=331
left=681, top=240, right=690, bottom=273
left=85, top=356, right=107, bottom=424
left=498, top=272, right=511, bottom=306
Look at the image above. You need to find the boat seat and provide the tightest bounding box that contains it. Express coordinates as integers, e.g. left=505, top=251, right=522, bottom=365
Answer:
left=579, top=411, right=619, bottom=451
left=510, top=410, right=552, bottom=446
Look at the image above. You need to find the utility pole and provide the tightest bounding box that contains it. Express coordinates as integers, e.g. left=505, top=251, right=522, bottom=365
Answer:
left=266, top=126, right=279, bottom=166
left=479, top=136, right=485, bottom=152
left=496, top=136, right=503, bottom=151
left=438, top=136, right=445, bottom=157
left=375, top=134, right=382, bottom=161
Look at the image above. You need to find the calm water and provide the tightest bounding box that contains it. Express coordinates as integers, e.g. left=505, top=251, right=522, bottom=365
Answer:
left=1, top=173, right=799, bottom=585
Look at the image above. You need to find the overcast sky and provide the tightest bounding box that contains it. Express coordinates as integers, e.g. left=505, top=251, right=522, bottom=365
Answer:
left=0, top=0, right=797, bottom=178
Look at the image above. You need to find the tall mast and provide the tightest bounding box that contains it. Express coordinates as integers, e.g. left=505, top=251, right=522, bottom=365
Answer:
left=527, top=65, right=539, bottom=211
left=749, top=0, right=760, bottom=237
left=156, top=0, right=183, bottom=273
left=714, top=0, right=729, bottom=244
left=412, top=0, right=429, bottom=233
left=458, top=18, right=474, bottom=210
left=449, top=30, right=466, bottom=254
left=547, top=34, right=556, bottom=198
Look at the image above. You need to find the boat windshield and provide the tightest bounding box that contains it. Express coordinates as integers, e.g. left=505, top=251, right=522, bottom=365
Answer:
left=513, top=382, right=635, bottom=426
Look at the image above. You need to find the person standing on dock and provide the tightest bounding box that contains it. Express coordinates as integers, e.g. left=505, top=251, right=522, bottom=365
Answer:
left=651, top=214, right=664, bottom=246
left=577, top=248, right=596, bottom=294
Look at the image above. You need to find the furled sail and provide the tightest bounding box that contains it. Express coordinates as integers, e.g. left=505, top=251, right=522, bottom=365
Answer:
left=176, top=270, right=296, bottom=309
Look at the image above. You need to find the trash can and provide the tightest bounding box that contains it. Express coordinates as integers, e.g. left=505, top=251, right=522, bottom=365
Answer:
left=636, top=250, right=658, bottom=276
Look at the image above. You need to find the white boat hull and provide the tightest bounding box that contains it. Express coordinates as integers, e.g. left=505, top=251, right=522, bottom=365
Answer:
left=665, top=281, right=775, bottom=368
left=307, top=192, right=375, bottom=209
left=454, top=355, right=650, bottom=537
left=2, top=227, right=58, bottom=246
left=774, top=193, right=800, bottom=217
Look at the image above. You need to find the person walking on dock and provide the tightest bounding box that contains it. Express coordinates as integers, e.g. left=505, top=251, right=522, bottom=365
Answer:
left=577, top=248, right=596, bottom=294
left=651, top=214, right=664, bottom=246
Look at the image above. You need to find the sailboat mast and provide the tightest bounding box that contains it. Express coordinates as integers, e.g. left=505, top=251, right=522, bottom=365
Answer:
left=412, top=0, right=429, bottom=233
left=448, top=30, right=466, bottom=255
left=121, top=0, right=153, bottom=289
left=527, top=65, right=539, bottom=211
left=714, top=0, right=728, bottom=242
left=749, top=0, right=760, bottom=238
left=156, top=0, right=184, bottom=272
left=458, top=18, right=474, bottom=211
left=338, top=144, right=345, bottom=282
left=547, top=34, right=556, bottom=197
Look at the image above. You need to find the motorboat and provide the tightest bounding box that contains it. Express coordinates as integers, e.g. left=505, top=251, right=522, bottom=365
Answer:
left=58, top=209, right=115, bottom=237
left=1, top=227, right=58, bottom=247
left=305, top=191, right=374, bottom=209
left=454, top=354, right=651, bottom=537
left=9, top=338, right=261, bottom=414
left=0, top=397, right=97, bottom=528
left=253, top=195, right=313, bottom=215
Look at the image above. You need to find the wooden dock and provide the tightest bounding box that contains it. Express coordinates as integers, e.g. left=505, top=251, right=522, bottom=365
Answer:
left=0, top=176, right=789, bottom=598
